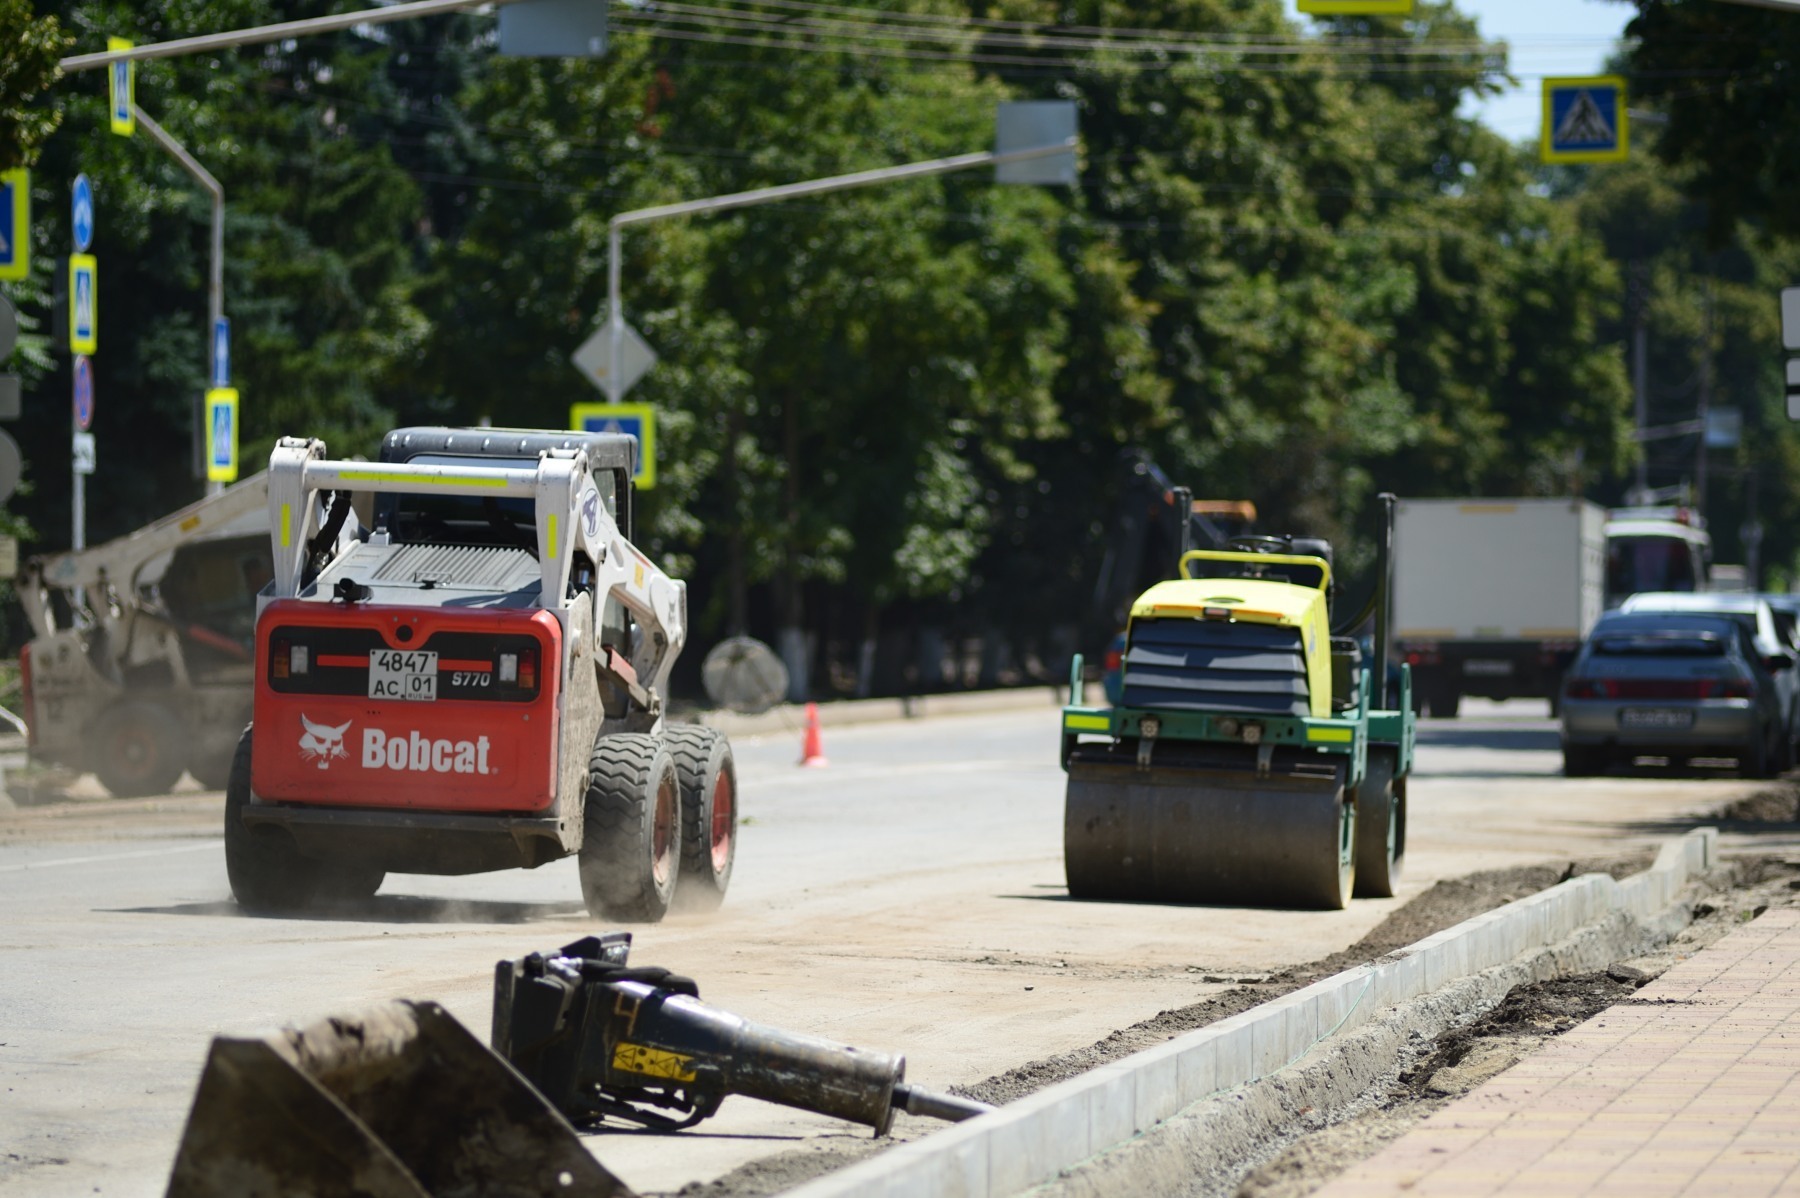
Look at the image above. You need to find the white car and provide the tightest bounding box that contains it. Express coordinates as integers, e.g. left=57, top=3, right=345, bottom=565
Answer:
left=1619, top=592, right=1799, bottom=767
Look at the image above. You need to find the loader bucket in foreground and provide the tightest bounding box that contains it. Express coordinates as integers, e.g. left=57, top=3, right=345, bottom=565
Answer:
left=1064, top=755, right=1353, bottom=909
left=166, top=999, right=632, bottom=1198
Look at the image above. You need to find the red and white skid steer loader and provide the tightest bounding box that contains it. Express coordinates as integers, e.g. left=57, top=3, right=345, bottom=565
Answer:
left=226, top=427, right=735, bottom=921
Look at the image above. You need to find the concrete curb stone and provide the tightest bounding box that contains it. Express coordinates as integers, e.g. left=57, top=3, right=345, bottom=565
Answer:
left=782, top=827, right=1718, bottom=1198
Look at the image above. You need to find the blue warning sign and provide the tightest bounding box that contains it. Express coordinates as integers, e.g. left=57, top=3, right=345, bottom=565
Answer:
left=570, top=402, right=656, bottom=490
left=1543, top=76, right=1628, bottom=165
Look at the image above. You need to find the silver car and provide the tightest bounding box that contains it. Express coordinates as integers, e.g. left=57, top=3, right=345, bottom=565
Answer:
left=1618, top=591, right=1799, bottom=766
left=1561, top=612, right=1786, bottom=777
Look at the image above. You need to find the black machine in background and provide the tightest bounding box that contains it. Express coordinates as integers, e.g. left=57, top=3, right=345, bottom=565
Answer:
left=1091, top=452, right=1256, bottom=636
left=493, top=935, right=992, bottom=1136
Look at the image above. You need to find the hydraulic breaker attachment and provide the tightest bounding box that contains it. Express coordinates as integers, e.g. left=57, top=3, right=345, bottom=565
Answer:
left=165, top=999, right=630, bottom=1198
left=493, top=934, right=994, bottom=1135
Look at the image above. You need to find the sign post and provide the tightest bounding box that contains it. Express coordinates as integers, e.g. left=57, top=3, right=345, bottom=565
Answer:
left=1542, top=76, right=1629, bottom=165
left=1782, top=287, right=1800, bottom=421
left=0, top=168, right=27, bottom=282
left=205, top=388, right=239, bottom=483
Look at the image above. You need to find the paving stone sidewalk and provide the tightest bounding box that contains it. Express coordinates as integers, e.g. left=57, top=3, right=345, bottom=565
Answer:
left=1316, top=905, right=1800, bottom=1197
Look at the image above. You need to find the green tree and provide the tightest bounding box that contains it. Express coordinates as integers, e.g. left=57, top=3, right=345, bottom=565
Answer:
left=0, top=0, right=69, bottom=171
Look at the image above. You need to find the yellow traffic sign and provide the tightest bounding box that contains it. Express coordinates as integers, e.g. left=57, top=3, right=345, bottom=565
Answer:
left=570, top=402, right=656, bottom=490
left=1298, top=0, right=1413, bottom=13
left=1542, top=76, right=1629, bottom=165
left=68, top=254, right=97, bottom=355
left=206, top=388, right=239, bottom=482
left=0, top=169, right=27, bottom=282
left=108, top=38, right=135, bottom=136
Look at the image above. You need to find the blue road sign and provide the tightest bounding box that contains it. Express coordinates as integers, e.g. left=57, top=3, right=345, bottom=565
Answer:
left=212, top=317, right=230, bottom=389
left=73, top=355, right=94, bottom=431
left=570, top=402, right=656, bottom=489
left=0, top=169, right=27, bottom=282
left=71, top=175, right=94, bottom=253
left=108, top=38, right=135, bottom=136
left=1543, top=76, right=1629, bottom=164
left=68, top=254, right=97, bottom=355
left=206, top=388, right=238, bottom=483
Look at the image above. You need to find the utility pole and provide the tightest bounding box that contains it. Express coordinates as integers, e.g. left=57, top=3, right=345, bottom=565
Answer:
left=130, top=104, right=225, bottom=494
left=1632, top=261, right=1651, bottom=503
left=1696, top=286, right=1713, bottom=517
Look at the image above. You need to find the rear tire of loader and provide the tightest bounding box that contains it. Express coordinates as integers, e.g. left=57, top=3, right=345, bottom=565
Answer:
left=94, top=700, right=187, bottom=798
left=1352, top=749, right=1405, bottom=899
left=580, top=734, right=681, bottom=922
left=664, top=726, right=736, bottom=912
left=224, top=727, right=385, bottom=914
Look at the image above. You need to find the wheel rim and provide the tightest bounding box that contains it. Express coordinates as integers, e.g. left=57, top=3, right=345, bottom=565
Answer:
left=114, top=725, right=160, bottom=783
left=651, top=773, right=677, bottom=886
left=709, top=770, right=734, bottom=874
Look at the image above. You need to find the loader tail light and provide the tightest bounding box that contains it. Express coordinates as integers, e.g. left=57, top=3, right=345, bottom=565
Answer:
left=517, top=649, right=537, bottom=691
left=498, top=652, right=518, bottom=684
left=272, top=639, right=290, bottom=680
left=290, top=645, right=310, bottom=676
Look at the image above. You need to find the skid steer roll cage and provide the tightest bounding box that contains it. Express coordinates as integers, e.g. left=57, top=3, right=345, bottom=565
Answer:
left=265, top=437, right=687, bottom=709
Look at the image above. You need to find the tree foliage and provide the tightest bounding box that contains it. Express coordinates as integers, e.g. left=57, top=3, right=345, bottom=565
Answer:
left=10, top=0, right=1773, bottom=693
left=0, top=0, right=69, bottom=171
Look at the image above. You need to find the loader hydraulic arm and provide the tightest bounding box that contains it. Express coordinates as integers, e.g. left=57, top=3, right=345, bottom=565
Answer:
left=18, top=473, right=272, bottom=639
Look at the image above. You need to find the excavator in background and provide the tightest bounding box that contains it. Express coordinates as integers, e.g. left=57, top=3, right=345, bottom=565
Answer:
left=17, top=475, right=282, bottom=796
left=1092, top=452, right=1256, bottom=703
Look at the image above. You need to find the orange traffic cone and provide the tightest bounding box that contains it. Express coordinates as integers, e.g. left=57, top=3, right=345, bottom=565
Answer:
left=799, top=702, right=829, bottom=768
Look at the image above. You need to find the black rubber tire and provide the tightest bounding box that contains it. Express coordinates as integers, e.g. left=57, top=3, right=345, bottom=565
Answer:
left=664, top=726, right=736, bottom=913
left=224, top=727, right=385, bottom=914
left=580, top=733, right=681, bottom=922
left=1743, top=729, right=1776, bottom=780
left=189, top=752, right=237, bottom=792
left=1562, top=745, right=1607, bottom=777
left=1352, top=749, right=1405, bottom=898
left=93, top=700, right=187, bottom=798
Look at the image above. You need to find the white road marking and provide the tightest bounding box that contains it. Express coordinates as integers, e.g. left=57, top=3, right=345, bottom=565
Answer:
left=0, top=841, right=216, bottom=874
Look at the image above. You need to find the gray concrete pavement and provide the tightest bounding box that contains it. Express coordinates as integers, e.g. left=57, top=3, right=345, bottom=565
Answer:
left=0, top=700, right=1771, bottom=1196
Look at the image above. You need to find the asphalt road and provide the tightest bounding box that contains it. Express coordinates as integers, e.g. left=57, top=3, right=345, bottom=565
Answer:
left=0, top=700, right=1768, bottom=1196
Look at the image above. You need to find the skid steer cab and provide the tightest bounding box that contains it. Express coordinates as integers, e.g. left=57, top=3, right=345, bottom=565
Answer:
left=227, top=428, right=736, bottom=922
left=1060, top=499, right=1416, bottom=911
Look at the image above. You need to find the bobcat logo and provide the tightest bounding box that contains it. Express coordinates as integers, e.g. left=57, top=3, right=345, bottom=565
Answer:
left=299, top=716, right=351, bottom=769
left=579, top=485, right=602, bottom=539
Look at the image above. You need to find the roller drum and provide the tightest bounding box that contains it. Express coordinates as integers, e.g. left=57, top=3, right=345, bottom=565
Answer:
left=1064, top=751, right=1354, bottom=909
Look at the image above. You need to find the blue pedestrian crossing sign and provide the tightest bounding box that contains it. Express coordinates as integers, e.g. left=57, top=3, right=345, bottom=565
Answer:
left=212, top=317, right=230, bottom=389
left=0, top=168, right=27, bottom=282
left=71, top=174, right=94, bottom=253
left=68, top=254, right=97, bottom=355
left=108, top=38, right=135, bottom=137
left=570, top=402, right=656, bottom=490
left=206, top=388, right=239, bottom=482
left=1543, top=76, right=1628, bottom=164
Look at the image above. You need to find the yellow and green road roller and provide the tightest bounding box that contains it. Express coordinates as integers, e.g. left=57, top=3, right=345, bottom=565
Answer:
left=1060, top=495, right=1414, bottom=910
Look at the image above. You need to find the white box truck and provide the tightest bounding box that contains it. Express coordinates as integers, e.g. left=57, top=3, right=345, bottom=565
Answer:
left=1394, top=498, right=1605, bottom=718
